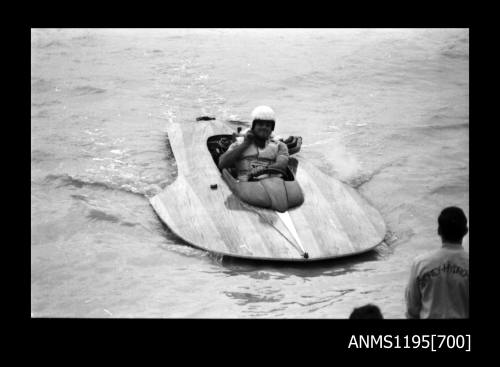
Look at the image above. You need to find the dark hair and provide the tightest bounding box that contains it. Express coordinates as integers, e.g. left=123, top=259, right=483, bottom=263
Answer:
left=438, top=206, right=468, bottom=243
left=349, top=304, right=383, bottom=319
left=252, top=119, right=275, bottom=131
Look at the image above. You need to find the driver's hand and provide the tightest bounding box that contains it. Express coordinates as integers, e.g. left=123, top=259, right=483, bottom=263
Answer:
left=249, top=166, right=266, bottom=178
left=243, top=130, right=256, bottom=145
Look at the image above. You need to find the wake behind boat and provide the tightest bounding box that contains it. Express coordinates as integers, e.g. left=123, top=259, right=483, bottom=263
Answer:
left=150, top=117, right=386, bottom=261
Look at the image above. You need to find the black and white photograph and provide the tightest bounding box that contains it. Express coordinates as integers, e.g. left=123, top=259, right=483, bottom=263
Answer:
left=31, top=28, right=469, bottom=322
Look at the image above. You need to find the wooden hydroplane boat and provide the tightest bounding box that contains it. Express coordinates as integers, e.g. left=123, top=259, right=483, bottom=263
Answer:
left=150, top=118, right=386, bottom=261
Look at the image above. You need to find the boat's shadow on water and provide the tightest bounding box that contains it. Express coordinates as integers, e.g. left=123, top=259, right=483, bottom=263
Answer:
left=212, top=246, right=388, bottom=279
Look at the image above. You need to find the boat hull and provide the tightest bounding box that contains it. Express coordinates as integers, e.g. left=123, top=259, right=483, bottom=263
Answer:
left=150, top=119, right=386, bottom=261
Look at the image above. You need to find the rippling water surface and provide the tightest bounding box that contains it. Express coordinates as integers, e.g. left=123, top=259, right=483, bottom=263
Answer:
left=31, top=28, right=469, bottom=318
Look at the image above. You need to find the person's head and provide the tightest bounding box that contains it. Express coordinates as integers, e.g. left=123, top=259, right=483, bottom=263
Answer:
left=349, top=304, right=383, bottom=319
left=251, top=105, right=275, bottom=139
left=437, top=206, right=468, bottom=244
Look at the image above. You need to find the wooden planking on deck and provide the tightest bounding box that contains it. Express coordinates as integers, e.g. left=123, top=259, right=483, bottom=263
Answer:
left=302, top=161, right=385, bottom=247
left=292, top=166, right=356, bottom=256
left=296, top=161, right=385, bottom=252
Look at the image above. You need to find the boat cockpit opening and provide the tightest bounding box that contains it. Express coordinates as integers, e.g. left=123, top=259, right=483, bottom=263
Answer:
left=206, top=134, right=300, bottom=181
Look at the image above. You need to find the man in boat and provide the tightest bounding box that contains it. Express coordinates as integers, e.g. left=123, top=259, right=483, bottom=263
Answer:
left=218, top=106, right=289, bottom=181
left=405, top=206, right=469, bottom=319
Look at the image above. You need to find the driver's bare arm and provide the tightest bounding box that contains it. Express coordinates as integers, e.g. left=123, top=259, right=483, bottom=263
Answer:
left=268, top=142, right=289, bottom=171
left=218, top=141, right=250, bottom=169
left=268, top=155, right=289, bottom=171
left=219, top=130, right=256, bottom=169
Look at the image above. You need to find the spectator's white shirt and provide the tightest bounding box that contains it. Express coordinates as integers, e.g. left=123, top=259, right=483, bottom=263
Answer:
left=405, top=244, right=469, bottom=319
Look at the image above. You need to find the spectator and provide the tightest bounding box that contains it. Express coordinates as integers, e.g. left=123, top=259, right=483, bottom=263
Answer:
left=405, top=206, right=469, bottom=318
left=349, top=304, right=383, bottom=319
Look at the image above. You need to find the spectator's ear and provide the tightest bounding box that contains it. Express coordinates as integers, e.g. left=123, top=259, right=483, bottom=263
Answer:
left=437, top=227, right=442, bottom=236
left=463, top=227, right=469, bottom=236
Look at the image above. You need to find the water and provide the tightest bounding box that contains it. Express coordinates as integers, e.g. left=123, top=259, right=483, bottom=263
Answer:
left=31, top=28, right=469, bottom=318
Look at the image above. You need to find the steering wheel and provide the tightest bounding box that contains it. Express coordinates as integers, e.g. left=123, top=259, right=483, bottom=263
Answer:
left=248, top=167, right=289, bottom=181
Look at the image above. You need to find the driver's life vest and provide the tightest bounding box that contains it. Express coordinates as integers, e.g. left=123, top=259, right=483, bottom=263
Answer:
left=227, top=138, right=289, bottom=181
